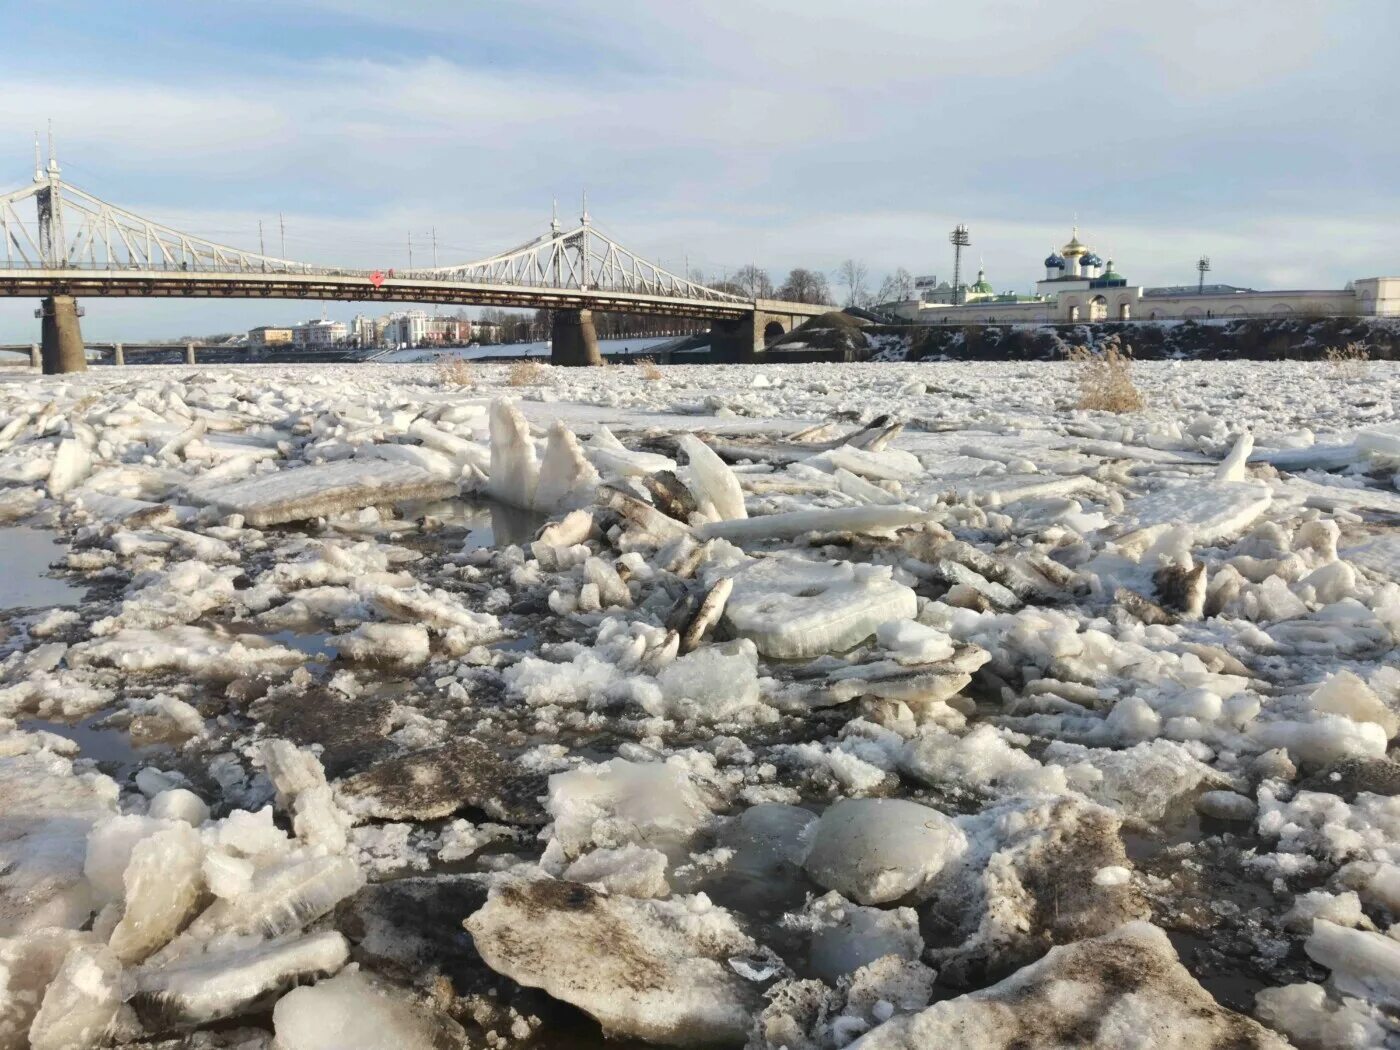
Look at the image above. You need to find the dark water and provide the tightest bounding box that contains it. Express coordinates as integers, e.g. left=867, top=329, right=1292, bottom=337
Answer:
left=21, top=711, right=153, bottom=776
left=0, top=527, right=82, bottom=611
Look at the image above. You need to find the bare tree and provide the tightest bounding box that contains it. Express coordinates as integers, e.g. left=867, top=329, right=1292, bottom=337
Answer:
left=875, top=267, right=916, bottom=305
left=837, top=259, right=870, bottom=308
left=778, top=268, right=833, bottom=306
left=732, top=265, right=775, bottom=299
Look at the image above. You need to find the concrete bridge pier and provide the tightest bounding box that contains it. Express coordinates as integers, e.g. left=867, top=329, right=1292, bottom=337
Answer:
left=551, top=309, right=602, bottom=366
left=29, top=343, right=40, bottom=370
left=710, top=308, right=790, bottom=363
left=38, top=295, right=87, bottom=374
left=185, top=343, right=197, bottom=365
left=113, top=342, right=124, bottom=366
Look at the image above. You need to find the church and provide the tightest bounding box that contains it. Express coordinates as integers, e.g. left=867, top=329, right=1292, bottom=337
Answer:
left=888, top=228, right=1399, bottom=324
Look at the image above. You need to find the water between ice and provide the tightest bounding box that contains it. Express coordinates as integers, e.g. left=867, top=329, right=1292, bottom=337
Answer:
left=0, top=526, right=83, bottom=611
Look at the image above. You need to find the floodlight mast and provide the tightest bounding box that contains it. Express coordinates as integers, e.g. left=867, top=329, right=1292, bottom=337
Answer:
left=1197, top=255, right=1211, bottom=294
left=950, top=224, right=971, bottom=305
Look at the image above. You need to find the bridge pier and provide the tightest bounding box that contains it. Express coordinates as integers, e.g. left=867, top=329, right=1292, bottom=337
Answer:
left=38, top=295, right=87, bottom=375
left=113, top=342, right=124, bottom=367
left=185, top=342, right=197, bottom=365
left=29, top=343, right=40, bottom=370
left=551, top=309, right=601, bottom=367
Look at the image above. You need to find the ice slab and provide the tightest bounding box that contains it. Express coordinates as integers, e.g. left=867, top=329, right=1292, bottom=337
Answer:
left=719, top=557, right=918, bottom=659
left=0, top=751, right=118, bottom=936
left=466, top=880, right=765, bottom=1046
left=946, top=474, right=1097, bottom=508
left=1121, top=480, right=1272, bottom=546
left=195, top=460, right=457, bottom=527
left=850, top=922, right=1289, bottom=1049
left=697, top=505, right=932, bottom=544
left=134, top=931, right=349, bottom=1026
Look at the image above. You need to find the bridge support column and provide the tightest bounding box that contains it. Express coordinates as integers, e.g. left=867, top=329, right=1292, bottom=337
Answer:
left=38, top=295, right=87, bottom=375
left=29, top=343, right=40, bottom=370
left=185, top=343, right=197, bottom=365
left=551, top=309, right=601, bottom=367
left=113, top=342, right=124, bottom=367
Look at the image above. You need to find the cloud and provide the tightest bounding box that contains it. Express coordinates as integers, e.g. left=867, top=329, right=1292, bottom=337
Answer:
left=0, top=0, right=1395, bottom=340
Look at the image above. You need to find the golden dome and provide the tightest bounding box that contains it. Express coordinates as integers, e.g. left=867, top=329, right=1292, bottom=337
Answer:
left=1062, top=225, right=1088, bottom=256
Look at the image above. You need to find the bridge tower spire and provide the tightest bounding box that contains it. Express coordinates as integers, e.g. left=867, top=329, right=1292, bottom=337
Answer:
left=33, top=122, right=85, bottom=373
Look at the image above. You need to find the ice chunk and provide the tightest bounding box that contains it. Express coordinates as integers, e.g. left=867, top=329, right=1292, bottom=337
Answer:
left=803, top=798, right=967, bottom=905
left=533, top=421, right=600, bottom=512
left=803, top=891, right=923, bottom=982
left=719, top=557, right=918, bottom=659
left=876, top=619, right=956, bottom=664
left=356, top=579, right=502, bottom=641
left=69, top=626, right=303, bottom=680
left=1254, top=982, right=1386, bottom=1049
left=901, top=725, right=1064, bottom=797
left=156, top=855, right=364, bottom=962
left=487, top=397, right=539, bottom=509
left=331, top=622, right=430, bottom=669
left=1121, top=480, right=1272, bottom=546
left=1309, top=669, right=1399, bottom=738
left=697, top=504, right=931, bottom=544
left=272, top=968, right=467, bottom=1050
left=648, top=639, right=766, bottom=722
left=47, top=437, right=92, bottom=497
left=850, top=922, right=1289, bottom=1049
left=545, top=759, right=711, bottom=863
left=1, top=752, right=118, bottom=935
left=1045, top=740, right=1224, bottom=822
left=466, top=880, right=765, bottom=1046
left=1306, top=919, right=1400, bottom=1009
left=1214, top=431, right=1254, bottom=482
left=134, top=931, right=349, bottom=1026
left=678, top=433, right=747, bottom=520
left=197, top=460, right=456, bottom=527
left=109, top=821, right=205, bottom=963
left=1250, top=715, right=1388, bottom=771
left=27, top=943, right=127, bottom=1050
left=0, top=928, right=90, bottom=1046
left=564, top=844, right=671, bottom=898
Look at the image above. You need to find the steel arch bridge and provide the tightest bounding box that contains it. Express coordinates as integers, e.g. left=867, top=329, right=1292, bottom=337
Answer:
left=0, top=154, right=819, bottom=325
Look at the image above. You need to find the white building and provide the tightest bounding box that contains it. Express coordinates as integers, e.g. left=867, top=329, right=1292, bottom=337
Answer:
left=291, top=319, right=348, bottom=347
left=887, top=228, right=1400, bottom=324
left=382, top=310, right=429, bottom=348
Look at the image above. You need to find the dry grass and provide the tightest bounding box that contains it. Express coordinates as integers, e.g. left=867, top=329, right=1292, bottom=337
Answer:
left=1066, top=344, right=1145, bottom=413
left=508, top=359, right=549, bottom=386
left=435, top=356, right=474, bottom=388
left=1325, top=341, right=1371, bottom=378
left=635, top=356, right=663, bottom=381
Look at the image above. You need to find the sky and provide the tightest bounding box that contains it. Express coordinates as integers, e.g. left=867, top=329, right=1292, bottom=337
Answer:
left=0, top=0, right=1396, bottom=341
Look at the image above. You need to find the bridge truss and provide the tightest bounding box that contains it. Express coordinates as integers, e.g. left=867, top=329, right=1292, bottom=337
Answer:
left=0, top=157, right=749, bottom=311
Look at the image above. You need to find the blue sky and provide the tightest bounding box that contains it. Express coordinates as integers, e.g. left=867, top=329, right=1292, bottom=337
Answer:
left=0, top=0, right=1396, bottom=340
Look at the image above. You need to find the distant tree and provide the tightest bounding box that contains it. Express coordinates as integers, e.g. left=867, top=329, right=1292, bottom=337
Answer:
left=778, top=268, right=832, bottom=306
left=837, top=259, right=870, bottom=308
left=876, top=267, right=916, bottom=304
left=731, top=265, right=775, bottom=299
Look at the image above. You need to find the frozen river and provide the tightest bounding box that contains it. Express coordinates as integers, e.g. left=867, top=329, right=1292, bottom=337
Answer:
left=0, top=357, right=1397, bottom=1048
